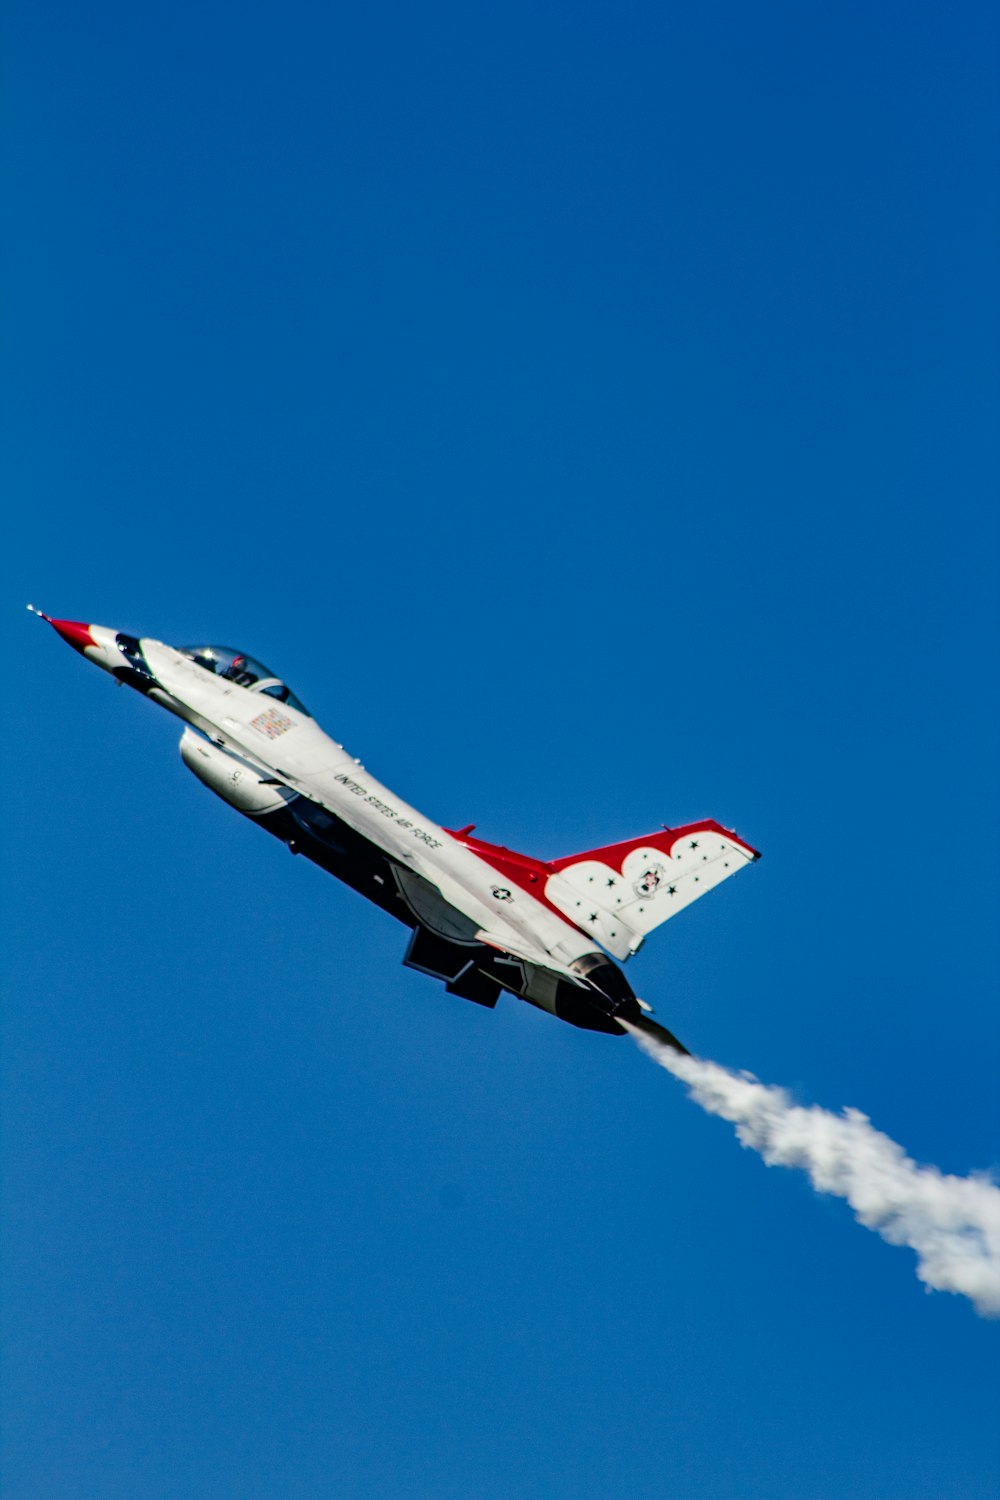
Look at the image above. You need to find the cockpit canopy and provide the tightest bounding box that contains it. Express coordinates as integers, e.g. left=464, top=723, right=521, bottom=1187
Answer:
left=180, top=644, right=310, bottom=716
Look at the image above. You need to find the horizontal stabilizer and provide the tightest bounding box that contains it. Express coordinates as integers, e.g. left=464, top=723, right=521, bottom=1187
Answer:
left=621, top=1011, right=690, bottom=1056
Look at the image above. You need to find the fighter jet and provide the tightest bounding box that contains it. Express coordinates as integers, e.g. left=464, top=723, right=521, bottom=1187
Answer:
left=31, top=608, right=759, bottom=1051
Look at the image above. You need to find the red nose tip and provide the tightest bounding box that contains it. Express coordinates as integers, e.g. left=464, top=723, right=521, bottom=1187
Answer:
left=49, top=618, right=96, bottom=654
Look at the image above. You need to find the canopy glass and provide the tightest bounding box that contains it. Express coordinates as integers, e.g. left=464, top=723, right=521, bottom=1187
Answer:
left=180, top=644, right=311, bottom=715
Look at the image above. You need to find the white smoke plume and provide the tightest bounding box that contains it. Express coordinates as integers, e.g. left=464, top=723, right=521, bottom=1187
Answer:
left=624, top=1023, right=1000, bottom=1319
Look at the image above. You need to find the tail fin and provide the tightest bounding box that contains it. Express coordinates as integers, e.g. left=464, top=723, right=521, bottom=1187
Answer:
left=544, top=820, right=759, bottom=961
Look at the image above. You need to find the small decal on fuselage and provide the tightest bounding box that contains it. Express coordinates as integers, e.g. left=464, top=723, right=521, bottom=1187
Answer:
left=492, top=886, right=513, bottom=902
left=250, top=707, right=293, bottom=740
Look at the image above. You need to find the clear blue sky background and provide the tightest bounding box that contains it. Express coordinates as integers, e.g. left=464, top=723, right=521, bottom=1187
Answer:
left=3, top=2, right=998, bottom=1496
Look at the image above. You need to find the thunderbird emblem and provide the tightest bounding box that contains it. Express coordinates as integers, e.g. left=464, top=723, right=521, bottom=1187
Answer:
left=634, top=865, right=665, bottom=898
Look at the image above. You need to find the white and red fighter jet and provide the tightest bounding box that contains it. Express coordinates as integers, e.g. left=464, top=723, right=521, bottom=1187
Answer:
left=32, top=608, right=759, bottom=1051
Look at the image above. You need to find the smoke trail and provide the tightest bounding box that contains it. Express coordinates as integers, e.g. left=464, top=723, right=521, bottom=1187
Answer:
left=623, top=1023, right=1000, bottom=1318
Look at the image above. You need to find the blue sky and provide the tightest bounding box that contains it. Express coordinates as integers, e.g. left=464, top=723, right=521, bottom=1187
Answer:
left=3, top=1, right=998, bottom=1496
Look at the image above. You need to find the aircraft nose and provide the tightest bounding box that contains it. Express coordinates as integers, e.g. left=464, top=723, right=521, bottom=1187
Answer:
left=49, top=617, right=96, bottom=654
left=30, top=606, right=163, bottom=691
left=27, top=606, right=115, bottom=667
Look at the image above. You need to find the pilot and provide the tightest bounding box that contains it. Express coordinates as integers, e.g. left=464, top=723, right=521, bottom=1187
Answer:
left=224, top=654, right=249, bottom=684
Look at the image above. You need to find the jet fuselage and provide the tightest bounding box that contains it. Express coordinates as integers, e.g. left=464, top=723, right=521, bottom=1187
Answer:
left=35, top=612, right=758, bottom=1047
